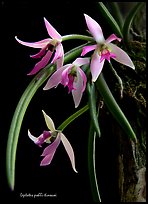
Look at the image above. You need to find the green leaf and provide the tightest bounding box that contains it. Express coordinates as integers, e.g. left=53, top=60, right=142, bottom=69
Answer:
left=97, top=2, right=123, bottom=38
left=96, top=73, right=137, bottom=142
left=6, top=65, right=55, bottom=190
left=88, top=121, right=101, bottom=202
left=6, top=43, right=87, bottom=190
left=122, top=2, right=145, bottom=45
left=87, top=81, right=101, bottom=138
left=109, top=2, right=124, bottom=29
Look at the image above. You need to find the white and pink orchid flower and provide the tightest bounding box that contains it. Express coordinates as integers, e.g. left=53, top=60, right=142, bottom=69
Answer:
left=43, top=57, right=90, bottom=108
left=81, top=14, right=135, bottom=82
left=15, top=18, right=64, bottom=75
left=28, top=110, right=77, bottom=173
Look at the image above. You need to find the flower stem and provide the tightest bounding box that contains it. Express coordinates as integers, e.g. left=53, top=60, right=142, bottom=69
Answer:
left=57, top=104, right=89, bottom=131
left=62, top=34, right=94, bottom=42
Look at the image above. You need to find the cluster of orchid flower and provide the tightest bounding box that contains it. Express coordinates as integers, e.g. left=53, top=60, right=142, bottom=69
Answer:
left=15, top=14, right=135, bottom=173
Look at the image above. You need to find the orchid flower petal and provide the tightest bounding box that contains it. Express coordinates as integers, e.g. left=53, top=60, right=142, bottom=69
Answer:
left=30, top=48, right=46, bottom=59
left=105, top=34, right=121, bottom=44
left=91, top=52, right=105, bottom=82
left=51, top=43, right=64, bottom=64
left=41, top=134, right=61, bottom=157
left=44, top=17, right=62, bottom=40
left=78, top=68, right=87, bottom=92
left=81, top=45, right=97, bottom=56
left=56, top=55, right=64, bottom=69
left=73, top=57, right=90, bottom=67
left=42, top=110, right=56, bottom=131
left=43, top=65, right=70, bottom=90
left=35, top=131, right=51, bottom=146
left=60, top=133, right=78, bottom=173
left=61, top=67, right=70, bottom=87
left=109, top=43, right=135, bottom=69
left=72, top=70, right=84, bottom=108
left=40, top=152, right=55, bottom=166
left=28, top=130, right=38, bottom=143
left=84, top=14, right=105, bottom=43
left=27, top=50, right=52, bottom=75
left=15, top=36, right=51, bottom=48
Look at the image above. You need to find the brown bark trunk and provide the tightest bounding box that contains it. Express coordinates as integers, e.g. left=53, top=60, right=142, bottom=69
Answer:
left=99, top=8, right=146, bottom=199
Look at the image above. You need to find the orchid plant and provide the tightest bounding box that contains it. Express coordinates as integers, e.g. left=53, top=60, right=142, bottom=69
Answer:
left=6, top=2, right=145, bottom=202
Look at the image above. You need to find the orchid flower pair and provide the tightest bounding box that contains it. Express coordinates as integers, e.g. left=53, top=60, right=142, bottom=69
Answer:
left=28, top=110, right=77, bottom=173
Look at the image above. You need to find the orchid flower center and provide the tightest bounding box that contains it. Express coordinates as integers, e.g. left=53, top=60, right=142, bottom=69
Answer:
left=61, top=66, right=77, bottom=93
left=46, top=131, right=59, bottom=144
left=36, top=130, right=51, bottom=146
left=67, top=66, right=77, bottom=93
left=98, top=44, right=116, bottom=62
left=46, top=39, right=59, bottom=52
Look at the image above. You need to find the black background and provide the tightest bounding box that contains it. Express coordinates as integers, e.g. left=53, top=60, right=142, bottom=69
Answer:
left=1, top=1, right=120, bottom=202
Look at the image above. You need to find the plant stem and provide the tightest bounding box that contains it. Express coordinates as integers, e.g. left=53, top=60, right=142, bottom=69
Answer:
left=62, top=34, right=94, bottom=42
left=57, top=104, right=89, bottom=131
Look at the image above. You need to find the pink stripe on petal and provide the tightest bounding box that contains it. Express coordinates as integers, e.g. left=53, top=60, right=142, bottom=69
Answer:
left=84, top=14, right=105, bottom=43
left=81, top=45, right=96, bottom=56
left=27, top=50, right=52, bottom=75
left=61, top=133, right=78, bottom=173
left=73, top=57, right=90, bottom=66
left=105, top=34, right=121, bottom=44
left=41, top=134, right=61, bottom=157
left=44, top=17, right=62, bottom=40
left=91, top=52, right=105, bottom=82
left=15, top=36, right=50, bottom=48
left=109, top=43, right=135, bottom=69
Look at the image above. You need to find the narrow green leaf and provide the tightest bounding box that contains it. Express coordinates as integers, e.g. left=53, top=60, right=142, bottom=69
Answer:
left=122, top=2, right=145, bottom=45
left=87, top=82, right=101, bottom=137
left=6, top=65, right=55, bottom=190
left=97, top=2, right=123, bottom=38
left=109, top=2, right=124, bottom=29
left=6, top=43, right=87, bottom=190
left=96, top=73, right=137, bottom=142
left=88, top=121, right=101, bottom=202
